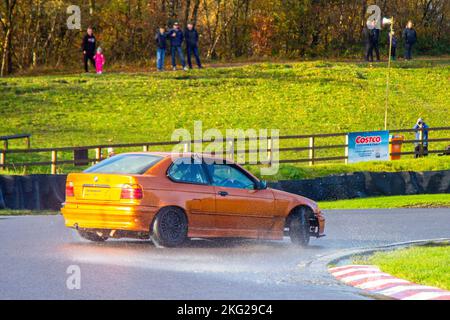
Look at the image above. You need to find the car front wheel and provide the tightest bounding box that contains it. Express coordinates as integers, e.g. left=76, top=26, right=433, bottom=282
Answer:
left=288, top=207, right=312, bottom=246
left=151, top=207, right=188, bottom=247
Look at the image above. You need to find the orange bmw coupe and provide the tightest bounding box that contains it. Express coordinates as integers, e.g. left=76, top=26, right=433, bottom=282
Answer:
left=62, top=153, right=325, bottom=247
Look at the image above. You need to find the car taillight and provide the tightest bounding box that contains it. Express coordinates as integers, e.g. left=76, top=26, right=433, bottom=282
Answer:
left=120, top=185, right=143, bottom=200
left=66, top=182, right=74, bottom=197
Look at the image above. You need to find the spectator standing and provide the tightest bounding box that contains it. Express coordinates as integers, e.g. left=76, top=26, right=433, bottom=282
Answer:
left=94, top=47, right=105, bottom=74
left=155, top=27, right=168, bottom=71
left=371, top=22, right=381, bottom=62
left=169, top=22, right=188, bottom=71
left=388, top=31, right=397, bottom=60
left=403, top=21, right=417, bottom=60
left=363, top=24, right=372, bottom=61
left=364, top=20, right=380, bottom=62
left=82, top=27, right=97, bottom=73
left=184, top=23, right=202, bottom=69
left=413, top=118, right=429, bottom=158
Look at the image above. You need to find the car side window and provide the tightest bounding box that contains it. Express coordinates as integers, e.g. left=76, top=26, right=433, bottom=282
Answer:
left=206, top=164, right=255, bottom=190
left=168, top=159, right=209, bottom=185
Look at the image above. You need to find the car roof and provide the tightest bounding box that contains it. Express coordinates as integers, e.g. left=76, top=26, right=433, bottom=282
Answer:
left=121, top=152, right=236, bottom=164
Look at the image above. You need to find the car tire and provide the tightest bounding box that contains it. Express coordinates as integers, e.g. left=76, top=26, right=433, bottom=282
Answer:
left=78, top=230, right=109, bottom=242
left=151, top=207, right=188, bottom=248
left=288, top=207, right=312, bottom=246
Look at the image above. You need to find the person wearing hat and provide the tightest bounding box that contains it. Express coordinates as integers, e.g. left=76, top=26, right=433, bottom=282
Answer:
left=168, top=22, right=188, bottom=71
left=413, top=118, right=429, bottom=158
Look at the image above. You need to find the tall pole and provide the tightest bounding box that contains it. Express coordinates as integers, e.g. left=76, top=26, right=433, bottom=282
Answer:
left=384, top=18, right=394, bottom=130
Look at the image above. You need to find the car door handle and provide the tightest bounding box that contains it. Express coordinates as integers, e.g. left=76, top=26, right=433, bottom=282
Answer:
left=218, top=191, right=229, bottom=197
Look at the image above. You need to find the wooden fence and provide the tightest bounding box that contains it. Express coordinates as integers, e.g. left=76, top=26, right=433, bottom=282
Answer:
left=0, top=127, right=449, bottom=174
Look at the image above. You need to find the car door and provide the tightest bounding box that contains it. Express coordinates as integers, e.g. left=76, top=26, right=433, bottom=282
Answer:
left=166, top=158, right=216, bottom=233
left=204, top=162, right=275, bottom=235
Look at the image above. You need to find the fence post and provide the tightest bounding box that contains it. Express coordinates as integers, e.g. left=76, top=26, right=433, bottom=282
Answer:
left=4, top=140, right=8, bottom=151
left=344, top=135, right=349, bottom=164
left=95, top=147, right=102, bottom=163
left=0, top=150, right=5, bottom=169
left=419, top=127, right=424, bottom=157
left=26, top=136, right=31, bottom=149
left=51, top=150, right=57, bottom=174
left=309, top=136, right=315, bottom=166
left=227, top=139, right=234, bottom=162
left=143, top=145, right=149, bottom=152
left=183, top=142, right=191, bottom=153
left=267, top=137, right=273, bottom=164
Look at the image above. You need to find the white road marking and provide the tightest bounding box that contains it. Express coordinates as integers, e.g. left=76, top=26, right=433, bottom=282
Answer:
left=376, top=285, right=443, bottom=296
left=403, top=292, right=450, bottom=300
left=357, top=278, right=410, bottom=290
left=332, top=267, right=380, bottom=277
left=329, top=265, right=376, bottom=272
left=340, top=272, right=390, bottom=283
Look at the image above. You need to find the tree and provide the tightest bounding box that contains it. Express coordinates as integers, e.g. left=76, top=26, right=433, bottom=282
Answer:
left=0, top=0, right=17, bottom=76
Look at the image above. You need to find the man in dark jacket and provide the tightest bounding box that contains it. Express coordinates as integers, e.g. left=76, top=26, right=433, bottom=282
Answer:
left=82, top=27, right=96, bottom=72
left=155, top=27, right=168, bottom=71
left=168, top=22, right=187, bottom=71
left=403, top=21, right=417, bottom=60
left=364, top=20, right=380, bottom=62
left=184, top=23, right=202, bottom=69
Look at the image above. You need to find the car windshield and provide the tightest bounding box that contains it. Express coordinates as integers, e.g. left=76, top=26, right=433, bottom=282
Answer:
left=84, top=154, right=163, bottom=174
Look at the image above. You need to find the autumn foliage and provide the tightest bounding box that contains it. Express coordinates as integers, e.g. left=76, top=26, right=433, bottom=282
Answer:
left=0, top=0, right=449, bottom=74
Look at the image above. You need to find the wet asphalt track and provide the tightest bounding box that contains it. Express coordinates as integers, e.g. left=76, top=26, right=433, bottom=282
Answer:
left=0, top=209, right=449, bottom=300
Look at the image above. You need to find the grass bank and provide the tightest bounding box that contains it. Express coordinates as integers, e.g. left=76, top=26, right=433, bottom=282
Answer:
left=0, top=210, right=58, bottom=216
left=355, top=245, right=450, bottom=291
left=0, top=59, right=449, bottom=175
left=319, top=194, right=450, bottom=210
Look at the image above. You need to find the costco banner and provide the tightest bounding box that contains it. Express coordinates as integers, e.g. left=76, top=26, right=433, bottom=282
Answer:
left=347, top=130, right=390, bottom=163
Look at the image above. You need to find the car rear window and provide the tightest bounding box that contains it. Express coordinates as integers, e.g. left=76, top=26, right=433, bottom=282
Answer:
left=84, top=154, right=163, bottom=174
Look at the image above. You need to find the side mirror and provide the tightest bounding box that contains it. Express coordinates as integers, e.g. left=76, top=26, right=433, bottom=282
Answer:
left=257, top=180, right=268, bottom=190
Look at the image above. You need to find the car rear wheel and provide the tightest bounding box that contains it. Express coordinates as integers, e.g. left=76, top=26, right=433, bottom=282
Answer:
left=78, top=230, right=109, bottom=242
left=288, top=207, right=312, bottom=246
left=151, top=207, right=188, bottom=248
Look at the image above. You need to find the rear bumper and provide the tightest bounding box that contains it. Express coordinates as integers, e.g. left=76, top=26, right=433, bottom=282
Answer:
left=61, top=203, right=158, bottom=232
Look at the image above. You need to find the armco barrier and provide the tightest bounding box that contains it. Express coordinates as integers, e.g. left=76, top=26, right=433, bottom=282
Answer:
left=0, top=170, right=448, bottom=211
left=0, top=175, right=66, bottom=211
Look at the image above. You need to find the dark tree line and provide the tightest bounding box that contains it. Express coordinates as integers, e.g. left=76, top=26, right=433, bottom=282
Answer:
left=1, top=0, right=449, bottom=75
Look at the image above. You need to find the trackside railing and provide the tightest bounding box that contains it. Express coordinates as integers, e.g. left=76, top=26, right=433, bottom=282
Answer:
left=0, top=127, right=449, bottom=174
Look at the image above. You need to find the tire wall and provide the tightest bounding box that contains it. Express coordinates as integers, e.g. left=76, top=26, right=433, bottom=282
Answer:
left=0, top=175, right=66, bottom=211
left=269, top=170, right=450, bottom=201
left=0, top=170, right=448, bottom=211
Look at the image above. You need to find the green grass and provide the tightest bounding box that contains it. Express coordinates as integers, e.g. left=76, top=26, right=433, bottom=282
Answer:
left=319, top=194, right=450, bottom=210
left=319, top=194, right=450, bottom=209
left=0, top=210, right=59, bottom=216
left=355, top=245, right=450, bottom=291
left=1, top=59, right=449, bottom=175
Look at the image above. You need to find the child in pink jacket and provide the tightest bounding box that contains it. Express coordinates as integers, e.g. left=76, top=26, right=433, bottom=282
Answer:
left=94, top=47, right=105, bottom=74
